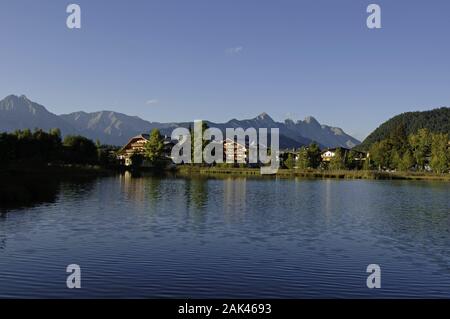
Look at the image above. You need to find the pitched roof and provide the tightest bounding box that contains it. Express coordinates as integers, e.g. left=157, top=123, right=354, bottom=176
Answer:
left=118, top=134, right=150, bottom=153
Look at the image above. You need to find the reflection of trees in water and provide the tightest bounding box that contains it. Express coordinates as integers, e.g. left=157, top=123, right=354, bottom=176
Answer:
left=0, top=232, right=6, bottom=250
left=375, top=186, right=450, bottom=272
left=0, top=176, right=97, bottom=212
left=146, top=176, right=162, bottom=203
left=320, top=180, right=450, bottom=273
left=58, top=178, right=97, bottom=200
left=120, top=172, right=188, bottom=215
left=0, top=174, right=60, bottom=211
left=184, top=177, right=209, bottom=225
left=119, top=172, right=167, bottom=210
left=118, top=172, right=209, bottom=228
left=0, top=173, right=98, bottom=250
left=181, top=176, right=249, bottom=226
left=191, top=178, right=208, bottom=210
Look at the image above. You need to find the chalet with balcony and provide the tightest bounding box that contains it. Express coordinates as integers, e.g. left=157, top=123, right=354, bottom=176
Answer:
left=117, top=134, right=175, bottom=166
left=223, top=138, right=248, bottom=163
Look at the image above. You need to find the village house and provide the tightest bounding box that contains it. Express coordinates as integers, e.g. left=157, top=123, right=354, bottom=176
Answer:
left=320, top=147, right=368, bottom=163
left=321, top=148, right=350, bottom=162
left=352, top=150, right=368, bottom=162
left=117, top=134, right=175, bottom=166
left=118, top=135, right=252, bottom=167
left=222, top=138, right=274, bottom=167
left=223, top=138, right=248, bottom=164
left=321, top=148, right=337, bottom=162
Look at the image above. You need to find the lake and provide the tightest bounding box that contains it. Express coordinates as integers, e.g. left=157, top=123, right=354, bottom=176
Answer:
left=0, top=173, right=449, bottom=298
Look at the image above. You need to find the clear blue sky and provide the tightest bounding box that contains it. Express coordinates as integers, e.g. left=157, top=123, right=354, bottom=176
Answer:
left=1, top=0, right=450, bottom=140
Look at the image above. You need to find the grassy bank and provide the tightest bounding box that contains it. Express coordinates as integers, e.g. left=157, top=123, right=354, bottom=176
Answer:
left=176, top=166, right=450, bottom=181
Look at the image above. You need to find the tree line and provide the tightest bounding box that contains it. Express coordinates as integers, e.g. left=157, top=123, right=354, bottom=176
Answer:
left=282, top=125, right=449, bottom=174
left=283, top=143, right=369, bottom=171
left=0, top=129, right=119, bottom=167
left=368, top=126, right=449, bottom=174
left=3, top=126, right=447, bottom=174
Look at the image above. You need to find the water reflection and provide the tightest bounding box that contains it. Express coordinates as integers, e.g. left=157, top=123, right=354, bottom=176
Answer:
left=182, top=177, right=208, bottom=228
left=2, top=175, right=450, bottom=298
left=223, top=177, right=247, bottom=220
left=0, top=177, right=60, bottom=212
left=0, top=233, right=6, bottom=250
left=0, top=173, right=99, bottom=213
left=0, top=175, right=98, bottom=253
left=119, top=171, right=147, bottom=205
left=117, top=172, right=211, bottom=226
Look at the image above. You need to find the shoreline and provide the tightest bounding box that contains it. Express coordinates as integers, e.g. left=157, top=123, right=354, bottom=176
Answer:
left=175, top=166, right=450, bottom=181
left=2, top=164, right=450, bottom=182
left=1, top=165, right=449, bottom=181
left=1, top=165, right=448, bottom=210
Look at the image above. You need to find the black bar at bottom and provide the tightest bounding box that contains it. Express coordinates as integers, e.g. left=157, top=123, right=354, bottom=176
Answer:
left=0, top=299, right=448, bottom=317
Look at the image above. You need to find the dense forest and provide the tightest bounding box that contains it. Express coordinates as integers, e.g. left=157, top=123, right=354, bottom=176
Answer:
left=0, top=128, right=119, bottom=167
left=357, top=107, right=450, bottom=151
left=367, top=127, right=449, bottom=173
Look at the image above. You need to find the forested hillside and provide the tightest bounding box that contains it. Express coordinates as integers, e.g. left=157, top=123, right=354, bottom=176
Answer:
left=358, top=107, right=450, bottom=151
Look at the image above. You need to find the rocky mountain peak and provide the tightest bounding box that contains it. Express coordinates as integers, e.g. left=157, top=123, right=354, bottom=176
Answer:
left=304, top=116, right=320, bottom=126
left=255, top=112, right=274, bottom=122
left=0, top=95, right=361, bottom=148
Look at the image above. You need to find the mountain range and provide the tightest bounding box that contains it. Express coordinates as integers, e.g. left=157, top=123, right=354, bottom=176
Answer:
left=0, top=95, right=360, bottom=149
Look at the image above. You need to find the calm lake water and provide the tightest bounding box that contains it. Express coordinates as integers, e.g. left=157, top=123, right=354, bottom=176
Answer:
left=0, top=173, right=449, bottom=298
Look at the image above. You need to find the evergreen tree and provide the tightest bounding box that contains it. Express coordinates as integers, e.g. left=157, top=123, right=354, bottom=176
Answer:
left=389, top=122, right=409, bottom=154
left=307, top=143, right=321, bottom=169
left=144, top=129, right=165, bottom=165
left=356, top=107, right=450, bottom=151
left=284, top=153, right=295, bottom=169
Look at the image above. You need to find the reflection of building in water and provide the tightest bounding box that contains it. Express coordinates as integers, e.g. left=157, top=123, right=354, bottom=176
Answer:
left=118, top=172, right=166, bottom=212
left=223, top=178, right=247, bottom=219
left=118, top=171, right=147, bottom=206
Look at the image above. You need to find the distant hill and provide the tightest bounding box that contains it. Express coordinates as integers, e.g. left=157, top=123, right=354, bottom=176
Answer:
left=0, top=95, right=360, bottom=148
left=357, top=107, right=450, bottom=151
left=60, top=111, right=174, bottom=146
left=283, top=116, right=360, bottom=149
left=156, top=113, right=316, bottom=149
left=0, top=95, right=77, bottom=135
